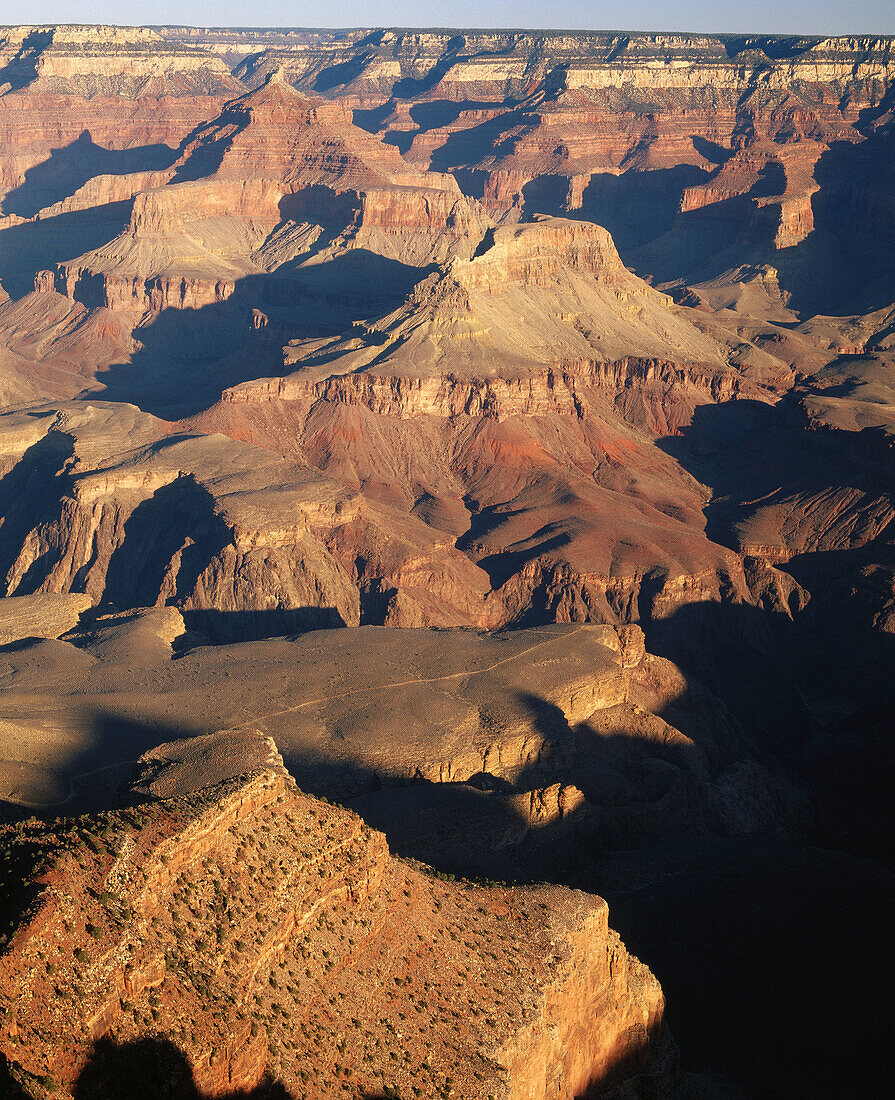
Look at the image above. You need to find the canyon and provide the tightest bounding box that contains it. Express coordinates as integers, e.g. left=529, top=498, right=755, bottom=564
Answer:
left=0, top=22, right=893, bottom=1099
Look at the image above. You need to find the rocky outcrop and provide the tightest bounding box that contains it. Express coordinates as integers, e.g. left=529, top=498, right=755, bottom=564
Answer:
left=0, top=761, right=676, bottom=1099
left=34, top=70, right=490, bottom=313
left=0, top=401, right=512, bottom=631
left=0, top=25, right=241, bottom=98
left=181, top=70, right=433, bottom=192
left=0, top=592, right=92, bottom=644
left=207, top=29, right=891, bottom=257
left=0, top=615, right=802, bottom=871
left=202, top=30, right=894, bottom=106
left=0, top=24, right=893, bottom=1100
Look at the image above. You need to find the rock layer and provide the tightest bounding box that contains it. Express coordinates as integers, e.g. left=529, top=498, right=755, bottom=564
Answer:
left=0, top=762, right=675, bottom=1099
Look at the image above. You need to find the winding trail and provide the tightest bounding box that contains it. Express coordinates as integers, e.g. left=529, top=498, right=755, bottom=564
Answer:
left=13, top=625, right=588, bottom=809
left=221, top=625, right=585, bottom=732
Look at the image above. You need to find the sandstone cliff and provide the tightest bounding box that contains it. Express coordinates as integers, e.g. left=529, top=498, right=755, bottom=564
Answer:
left=0, top=24, right=890, bottom=759
left=0, top=23, right=892, bottom=1099
left=0, top=25, right=241, bottom=98
left=35, top=69, right=489, bottom=316
left=0, top=611, right=801, bottom=880
left=0, top=759, right=676, bottom=1099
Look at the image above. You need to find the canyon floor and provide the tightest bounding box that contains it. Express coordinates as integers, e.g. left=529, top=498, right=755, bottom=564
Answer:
left=0, top=23, right=894, bottom=1099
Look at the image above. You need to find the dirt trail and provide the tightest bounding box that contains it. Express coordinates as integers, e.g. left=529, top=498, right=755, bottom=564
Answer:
left=222, top=626, right=585, bottom=732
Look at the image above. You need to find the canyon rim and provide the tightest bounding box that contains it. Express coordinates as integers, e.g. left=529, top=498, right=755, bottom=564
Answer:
left=0, top=16, right=893, bottom=1099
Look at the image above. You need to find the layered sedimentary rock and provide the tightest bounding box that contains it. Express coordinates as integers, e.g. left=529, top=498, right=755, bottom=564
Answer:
left=34, top=70, right=487, bottom=319
left=0, top=26, right=241, bottom=219
left=0, top=760, right=675, bottom=1099
left=0, top=25, right=240, bottom=98
left=185, top=217, right=790, bottom=630
left=0, top=400, right=509, bottom=630
left=0, top=24, right=893, bottom=1100
left=0, top=592, right=92, bottom=644
left=206, top=29, right=894, bottom=105
left=0, top=28, right=890, bottom=732
left=191, top=28, right=894, bottom=266
left=0, top=207, right=805, bottom=637
left=0, top=609, right=799, bottom=876
left=270, top=215, right=733, bottom=379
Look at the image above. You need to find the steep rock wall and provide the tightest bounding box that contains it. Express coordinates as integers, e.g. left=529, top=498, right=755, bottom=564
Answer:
left=0, top=765, right=676, bottom=1099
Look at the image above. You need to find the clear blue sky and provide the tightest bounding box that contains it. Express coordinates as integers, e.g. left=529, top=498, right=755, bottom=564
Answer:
left=0, top=1, right=890, bottom=35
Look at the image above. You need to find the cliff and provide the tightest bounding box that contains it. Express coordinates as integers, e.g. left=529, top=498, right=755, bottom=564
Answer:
left=0, top=759, right=676, bottom=1099
left=36, top=70, right=489, bottom=312
left=0, top=26, right=241, bottom=98
left=0, top=23, right=892, bottom=1100
left=204, top=30, right=895, bottom=104
left=0, top=610, right=803, bottom=888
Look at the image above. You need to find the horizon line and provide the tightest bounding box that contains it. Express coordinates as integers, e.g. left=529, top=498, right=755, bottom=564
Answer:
left=2, top=24, right=893, bottom=38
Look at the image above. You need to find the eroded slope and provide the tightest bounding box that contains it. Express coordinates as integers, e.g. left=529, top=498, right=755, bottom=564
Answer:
left=0, top=761, right=674, bottom=1099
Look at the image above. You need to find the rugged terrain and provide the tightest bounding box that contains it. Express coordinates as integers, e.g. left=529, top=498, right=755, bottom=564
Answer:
left=0, top=746, right=675, bottom=1099
left=0, top=23, right=893, bottom=1098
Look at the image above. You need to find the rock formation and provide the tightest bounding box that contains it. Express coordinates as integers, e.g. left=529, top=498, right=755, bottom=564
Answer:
left=0, top=754, right=676, bottom=1099
left=0, top=23, right=893, bottom=1098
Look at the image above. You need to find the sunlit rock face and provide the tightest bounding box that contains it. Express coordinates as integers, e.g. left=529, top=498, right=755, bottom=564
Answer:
left=0, top=755, right=676, bottom=1099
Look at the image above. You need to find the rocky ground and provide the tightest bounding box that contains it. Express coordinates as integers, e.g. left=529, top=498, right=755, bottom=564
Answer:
left=0, top=744, right=675, bottom=1100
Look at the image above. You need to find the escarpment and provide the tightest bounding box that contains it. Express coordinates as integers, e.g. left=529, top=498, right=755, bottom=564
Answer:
left=0, top=217, right=795, bottom=635
left=0, top=760, right=675, bottom=1099
left=29, top=70, right=488, bottom=318
left=0, top=617, right=802, bottom=870
left=0, top=26, right=895, bottom=1097
left=0, top=386, right=772, bottom=638
left=0, top=25, right=891, bottom=768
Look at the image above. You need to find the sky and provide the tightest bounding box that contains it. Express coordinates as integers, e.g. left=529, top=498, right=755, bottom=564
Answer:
left=0, top=1, right=891, bottom=35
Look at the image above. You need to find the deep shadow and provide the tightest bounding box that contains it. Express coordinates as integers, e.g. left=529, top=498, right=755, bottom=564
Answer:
left=346, top=670, right=734, bottom=882
left=313, top=50, right=378, bottom=93
left=428, top=103, right=540, bottom=172
left=472, top=531, right=574, bottom=592
left=389, top=35, right=466, bottom=99
left=181, top=607, right=347, bottom=644
left=0, top=29, right=52, bottom=94
left=2, top=131, right=177, bottom=219
left=652, top=394, right=895, bottom=745
left=409, top=98, right=494, bottom=132
left=522, top=164, right=710, bottom=251
left=0, top=428, right=74, bottom=595
left=691, top=135, right=733, bottom=166
left=625, top=181, right=782, bottom=287
left=721, top=34, right=818, bottom=61
left=597, top=833, right=895, bottom=1100
left=339, top=677, right=894, bottom=1099
left=655, top=395, right=895, bottom=556
left=780, top=95, right=895, bottom=316
left=102, top=477, right=231, bottom=609
left=351, top=101, right=395, bottom=134
left=2, top=624, right=891, bottom=1098
left=807, top=687, right=895, bottom=867
left=171, top=95, right=255, bottom=184
left=277, top=184, right=362, bottom=229
left=72, top=1037, right=293, bottom=1099
left=0, top=202, right=133, bottom=300
left=92, top=250, right=425, bottom=418
left=0, top=1052, right=32, bottom=1099
left=749, top=159, right=788, bottom=198
left=646, top=599, right=817, bottom=768
left=68, top=713, right=217, bottom=814
left=617, top=91, right=895, bottom=317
